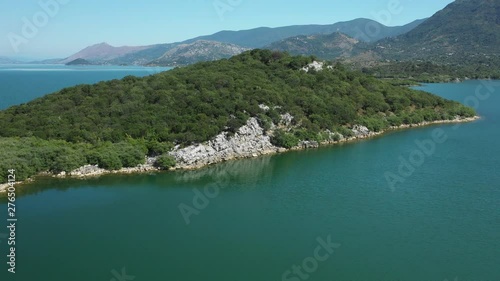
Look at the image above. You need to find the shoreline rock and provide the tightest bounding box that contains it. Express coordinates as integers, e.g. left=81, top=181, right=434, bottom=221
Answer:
left=169, top=117, right=283, bottom=169
left=0, top=183, right=10, bottom=193
left=0, top=115, right=480, bottom=193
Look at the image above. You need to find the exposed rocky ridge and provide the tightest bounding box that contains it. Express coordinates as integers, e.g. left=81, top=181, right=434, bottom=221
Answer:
left=301, top=61, right=334, bottom=72
left=169, top=117, right=283, bottom=169
left=148, top=40, right=250, bottom=66
left=56, top=161, right=159, bottom=178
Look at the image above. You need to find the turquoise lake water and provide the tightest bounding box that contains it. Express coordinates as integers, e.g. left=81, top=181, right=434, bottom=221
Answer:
left=0, top=71, right=499, bottom=281
left=0, top=64, right=172, bottom=110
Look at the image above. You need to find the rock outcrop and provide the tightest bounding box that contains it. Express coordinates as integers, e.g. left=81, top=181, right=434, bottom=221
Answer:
left=279, top=113, right=294, bottom=127
left=301, top=61, right=334, bottom=72
left=0, top=183, right=10, bottom=193
left=351, top=125, right=372, bottom=138
left=170, top=117, right=283, bottom=169
left=56, top=160, right=159, bottom=179
left=299, top=141, right=320, bottom=149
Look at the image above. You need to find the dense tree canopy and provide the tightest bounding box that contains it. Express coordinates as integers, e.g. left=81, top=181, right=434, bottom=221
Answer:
left=0, top=50, right=475, bottom=183
left=0, top=50, right=473, bottom=144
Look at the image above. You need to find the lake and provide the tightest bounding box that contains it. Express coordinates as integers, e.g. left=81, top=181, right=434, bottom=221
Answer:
left=0, top=64, right=172, bottom=110
left=0, top=71, right=499, bottom=281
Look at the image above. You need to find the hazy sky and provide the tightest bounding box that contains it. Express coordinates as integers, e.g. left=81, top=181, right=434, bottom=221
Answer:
left=0, top=0, right=454, bottom=59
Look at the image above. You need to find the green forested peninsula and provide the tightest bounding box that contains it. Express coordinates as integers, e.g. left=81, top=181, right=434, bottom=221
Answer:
left=0, top=50, right=475, bottom=183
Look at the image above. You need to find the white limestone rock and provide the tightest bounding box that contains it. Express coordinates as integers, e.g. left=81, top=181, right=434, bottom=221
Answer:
left=169, top=117, right=280, bottom=168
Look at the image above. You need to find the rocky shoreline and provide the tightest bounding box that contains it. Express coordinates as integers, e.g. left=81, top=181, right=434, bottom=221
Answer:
left=0, top=115, right=479, bottom=193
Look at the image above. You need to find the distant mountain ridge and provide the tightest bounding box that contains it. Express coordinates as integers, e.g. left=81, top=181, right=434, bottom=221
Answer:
left=185, top=18, right=427, bottom=47
left=264, top=0, right=500, bottom=78
left=53, top=18, right=426, bottom=66
left=374, top=0, right=500, bottom=61
left=107, top=44, right=177, bottom=65
left=148, top=40, right=249, bottom=66
left=59, top=43, right=150, bottom=64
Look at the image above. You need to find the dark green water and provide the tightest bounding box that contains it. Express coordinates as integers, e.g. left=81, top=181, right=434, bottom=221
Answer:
left=1, top=80, right=499, bottom=281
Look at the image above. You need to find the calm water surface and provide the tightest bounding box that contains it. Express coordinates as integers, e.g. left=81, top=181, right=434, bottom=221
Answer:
left=0, top=64, right=172, bottom=109
left=0, top=79, right=499, bottom=281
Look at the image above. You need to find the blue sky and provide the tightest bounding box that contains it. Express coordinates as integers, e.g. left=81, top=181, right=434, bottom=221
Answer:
left=0, top=0, right=454, bottom=59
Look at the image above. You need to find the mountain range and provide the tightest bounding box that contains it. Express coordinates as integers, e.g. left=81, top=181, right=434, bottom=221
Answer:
left=184, top=18, right=426, bottom=47
left=265, top=0, right=500, bottom=79
left=59, top=43, right=149, bottom=64
left=9, top=0, right=499, bottom=75
left=147, top=40, right=249, bottom=66
left=49, top=18, right=426, bottom=66
left=374, top=0, right=500, bottom=62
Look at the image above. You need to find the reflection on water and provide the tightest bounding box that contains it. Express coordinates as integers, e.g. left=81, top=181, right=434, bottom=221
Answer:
left=172, top=155, right=274, bottom=185
left=0, top=154, right=276, bottom=201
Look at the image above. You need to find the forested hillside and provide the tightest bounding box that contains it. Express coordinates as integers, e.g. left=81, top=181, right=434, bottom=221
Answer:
left=267, top=32, right=369, bottom=60
left=0, top=50, right=475, bottom=182
left=365, top=0, right=500, bottom=79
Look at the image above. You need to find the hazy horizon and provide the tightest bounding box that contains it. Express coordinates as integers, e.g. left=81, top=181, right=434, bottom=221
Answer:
left=1, top=0, right=454, bottom=60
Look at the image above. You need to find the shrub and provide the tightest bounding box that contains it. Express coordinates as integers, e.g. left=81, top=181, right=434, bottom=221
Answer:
left=97, top=150, right=123, bottom=170
left=257, top=113, right=273, bottom=132
left=271, top=130, right=299, bottom=149
left=155, top=154, right=176, bottom=169
left=387, top=115, right=403, bottom=126
left=335, top=126, right=354, bottom=138
left=113, top=142, right=145, bottom=167
left=358, top=117, right=388, bottom=132
left=147, top=140, right=174, bottom=156
left=51, top=152, right=86, bottom=173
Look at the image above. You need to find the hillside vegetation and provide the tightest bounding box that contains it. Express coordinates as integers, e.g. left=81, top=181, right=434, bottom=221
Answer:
left=264, top=0, right=500, bottom=81
left=267, top=32, right=370, bottom=60
left=0, top=50, right=475, bottom=183
left=376, top=0, right=500, bottom=61
left=366, top=0, right=500, bottom=80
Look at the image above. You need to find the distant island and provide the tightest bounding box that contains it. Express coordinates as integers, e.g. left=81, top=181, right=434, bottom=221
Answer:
left=0, top=50, right=476, bottom=187
left=65, top=58, right=93, bottom=66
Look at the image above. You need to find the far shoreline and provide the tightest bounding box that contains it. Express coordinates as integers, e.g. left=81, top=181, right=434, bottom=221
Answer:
left=0, top=116, right=480, bottom=195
